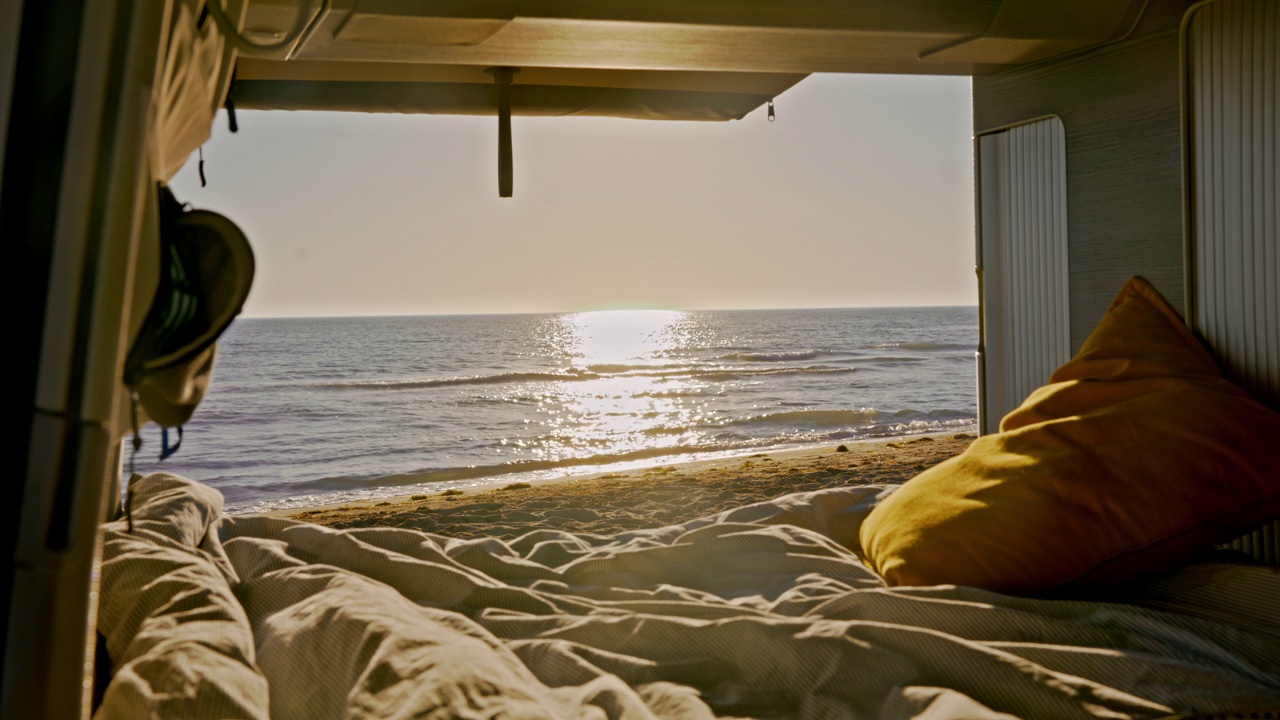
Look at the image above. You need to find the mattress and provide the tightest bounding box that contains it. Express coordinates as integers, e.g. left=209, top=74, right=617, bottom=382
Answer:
left=93, top=473, right=1280, bottom=719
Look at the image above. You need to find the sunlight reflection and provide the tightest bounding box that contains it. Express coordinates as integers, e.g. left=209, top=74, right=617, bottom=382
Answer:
left=529, top=310, right=708, bottom=461
left=566, top=310, right=689, bottom=368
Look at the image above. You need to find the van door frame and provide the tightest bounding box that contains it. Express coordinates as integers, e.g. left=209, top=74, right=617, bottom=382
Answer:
left=0, top=1, right=169, bottom=717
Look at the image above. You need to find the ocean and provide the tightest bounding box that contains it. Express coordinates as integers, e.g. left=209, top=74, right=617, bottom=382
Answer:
left=131, top=307, right=979, bottom=514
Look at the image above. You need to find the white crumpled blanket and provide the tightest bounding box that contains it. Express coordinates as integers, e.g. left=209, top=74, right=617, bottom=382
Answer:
left=94, top=474, right=1280, bottom=719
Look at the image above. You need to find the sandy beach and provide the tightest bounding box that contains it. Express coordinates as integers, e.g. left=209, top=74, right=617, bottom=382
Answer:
left=279, top=433, right=974, bottom=538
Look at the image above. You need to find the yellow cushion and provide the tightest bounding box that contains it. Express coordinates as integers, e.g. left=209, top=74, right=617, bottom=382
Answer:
left=859, top=276, right=1280, bottom=594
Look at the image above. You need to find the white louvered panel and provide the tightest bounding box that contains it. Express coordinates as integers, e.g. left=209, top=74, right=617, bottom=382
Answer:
left=978, top=118, right=1071, bottom=434
left=1187, top=0, right=1280, bottom=565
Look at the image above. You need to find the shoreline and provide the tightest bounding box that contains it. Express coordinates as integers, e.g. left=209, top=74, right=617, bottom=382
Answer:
left=237, top=428, right=975, bottom=516
left=275, top=432, right=975, bottom=538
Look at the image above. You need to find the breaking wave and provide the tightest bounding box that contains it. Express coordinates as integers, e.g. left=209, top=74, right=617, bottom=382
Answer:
left=726, top=409, right=886, bottom=428
left=310, top=364, right=856, bottom=391
left=719, top=350, right=827, bottom=362
left=867, top=342, right=974, bottom=352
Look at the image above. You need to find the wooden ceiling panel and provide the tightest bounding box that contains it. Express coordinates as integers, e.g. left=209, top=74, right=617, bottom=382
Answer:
left=236, top=59, right=805, bottom=96
left=297, top=15, right=991, bottom=75
left=231, top=0, right=1151, bottom=117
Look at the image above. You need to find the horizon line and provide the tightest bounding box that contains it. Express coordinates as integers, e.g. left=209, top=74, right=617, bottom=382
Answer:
left=236, top=303, right=981, bottom=321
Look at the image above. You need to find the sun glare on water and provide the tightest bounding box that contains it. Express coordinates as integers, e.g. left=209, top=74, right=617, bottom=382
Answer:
left=567, top=309, right=689, bottom=366
left=527, top=309, right=712, bottom=459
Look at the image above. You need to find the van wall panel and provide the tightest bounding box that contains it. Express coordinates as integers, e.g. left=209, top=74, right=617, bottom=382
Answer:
left=979, top=119, right=1071, bottom=431
left=1189, top=0, right=1280, bottom=409
left=1186, top=0, right=1280, bottom=565
left=973, top=1, right=1196, bottom=351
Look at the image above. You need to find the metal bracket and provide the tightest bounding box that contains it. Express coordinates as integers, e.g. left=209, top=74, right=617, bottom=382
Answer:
left=485, top=66, right=519, bottom=198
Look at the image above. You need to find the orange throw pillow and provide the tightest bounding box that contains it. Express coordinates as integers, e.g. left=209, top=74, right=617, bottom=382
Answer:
left=859, top=276, right=1280, bottom=594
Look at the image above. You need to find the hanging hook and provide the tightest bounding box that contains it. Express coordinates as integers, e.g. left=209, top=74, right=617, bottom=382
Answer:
left=767, top=99, right=776, bottom=123
left=198, top=146, right=207, bottom=187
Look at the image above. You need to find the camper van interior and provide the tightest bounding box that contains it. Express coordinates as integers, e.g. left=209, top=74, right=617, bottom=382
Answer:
left=3, top=0, right=1279, bottom=718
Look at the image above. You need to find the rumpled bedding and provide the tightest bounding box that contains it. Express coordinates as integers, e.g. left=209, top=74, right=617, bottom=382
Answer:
left=94, top=474, right=1280, bottom=719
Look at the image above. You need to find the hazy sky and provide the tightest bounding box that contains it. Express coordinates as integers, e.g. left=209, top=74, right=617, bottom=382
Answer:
left=170, top=73, right=974, bottom=317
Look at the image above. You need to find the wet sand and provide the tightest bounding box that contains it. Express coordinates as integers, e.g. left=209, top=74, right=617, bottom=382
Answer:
left=279, top=433, right=974, bottom=539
